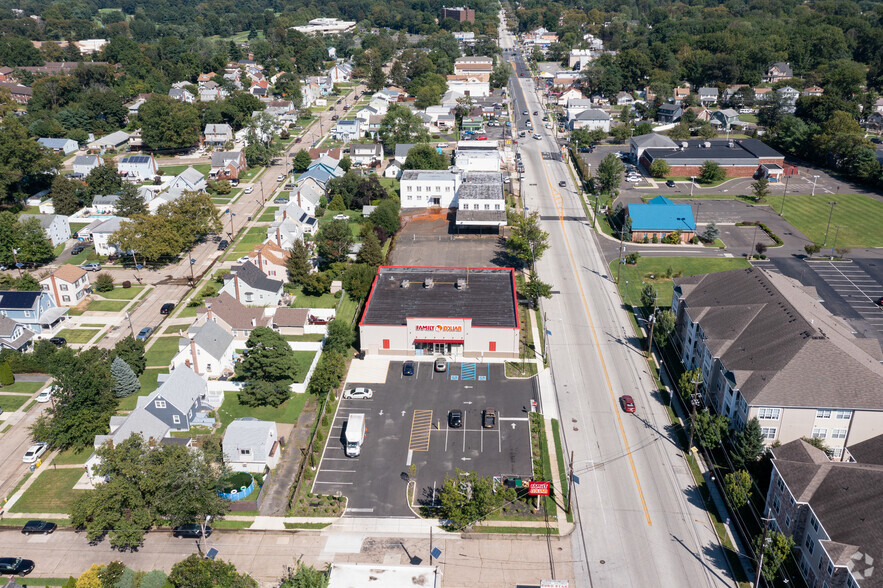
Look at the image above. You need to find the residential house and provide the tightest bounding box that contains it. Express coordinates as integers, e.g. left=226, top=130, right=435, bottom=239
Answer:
left=195, top=292, right=272, bottom=339
left=364, top=114, right=384, bottom=138
left=37, top=137, right=78, bottom=155
left=754, top=87, right=773, bottom=102
left=0, top=314, right=34, bottom=351
left=615, top=92, right=634, bottom=106
left=778, top=85, right=800, bottom=105
left=721, top=85, right=748, bottom=105
left=393, top=144, right=416, bottom=167
left=627, top=196, right=695, bottom=243
left=197, top=72, right=216, bottom=84
left=384, top=160, right=402, bottom=179
left=19, top=214, right=70, bottom=247
left=223, top=419, right=280, bottom=473
left=569, top=109, right=611, bottom=131
left=0, top=291, right=67, bottom=336
left=461, top=116, right=484, bottom=133
left=210, top=151, right=247, bottom=180
left=220, top=262, right=284, bottom=307
left=0, top=67, right=16, bottom=82
left=200, top=86, right=224, bottom=102
left=657, top=103, right=683, bottom=124
left=171, top=320, right=236, bottom=377
left=697, top=87, right=718, bottom=106
left=455, top=172, right=506, bottom=229
left=167, top=166, right=207, bottom=193
left=88, top=217, right=126, bottom=256
left=765, top=439, right=883, bottom=588
left=710, top=109, right=740, bottom=129
left=204, top=124, right=234, bottom=147
left=672, top=267, right=883, bottom=454
left=265, top=100, right=295, bottom=118
left=557, top=87, right=583, bottom=107
left=291, top=183, right=323, bottom=216
left=307, top=147, right=341, bottom=161
left=332, top=119, right=360, bottom=142
left=565, top=98, right=593, bottom=120
left=125, top=96, right=147, bottom=117
left=117, top=155, right=158, bottom=182
left=350, top=143, right=383, bottom=168
left=87, top=130, right=130, bottom=151
left=91, top=195, right=119, bottom=215
left=876, top=97, right=883, bottom=114
left=71, top=155, right=100, bottom=178
left=684, top=107, right=712, bottom=122
left=453, top=56, right=493, bottom=77
left=295, top=159, right=343, bottom=195
left=266, top=217, right=304, bottom=250
left=249, top=79, right=269, bottom=97
left=765, top=61, right=793, bottom=83
left=328, top=63, right=353, bottom=84
left=803, top=85, right=824, bottom=97
left=673, top=87, right=690, bottom=105
left=400, top=169, right=461, bottom=209
left=0, top=82, right=32, bottom=104
left=865, top=111, right=883, bottom=132
left=168, top=87, right=195, bottom=103
left=246, top=242, right=290, bottom=280
left=272, top=308, right=309, bottom=336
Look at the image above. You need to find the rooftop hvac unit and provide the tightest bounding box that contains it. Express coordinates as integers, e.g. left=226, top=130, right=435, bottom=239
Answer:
left=401, top=279, right=410, bottom=288
left=456, top=278, right=467, bottom=289
left=424, top=278, right=434, bottom=289
left=681, top=142, right=688, bottom=150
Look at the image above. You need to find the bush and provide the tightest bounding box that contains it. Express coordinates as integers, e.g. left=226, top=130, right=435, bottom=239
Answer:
left=0, top=361, right=14, bottom=386
left=95, top=273, right=114, bottom=292
left=122, top=280, right=131, bottom=289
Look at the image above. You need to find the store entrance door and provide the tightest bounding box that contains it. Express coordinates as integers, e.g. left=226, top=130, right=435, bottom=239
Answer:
left=433, top=342, right=449, bottom=355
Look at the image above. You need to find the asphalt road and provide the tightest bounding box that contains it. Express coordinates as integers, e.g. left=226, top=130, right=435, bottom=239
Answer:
left=501, top=25, right=736, bottom=588
left=0, top=389, right=51, bottom=502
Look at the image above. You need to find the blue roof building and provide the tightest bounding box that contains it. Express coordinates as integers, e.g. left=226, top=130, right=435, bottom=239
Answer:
left=627, top=196, right=696, bottom=243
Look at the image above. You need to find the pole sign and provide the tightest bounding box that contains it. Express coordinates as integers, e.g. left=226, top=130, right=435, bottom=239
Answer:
left=528, top=481, right=551, bottom=496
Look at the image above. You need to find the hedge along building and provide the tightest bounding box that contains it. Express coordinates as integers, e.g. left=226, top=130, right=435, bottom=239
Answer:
left=359, top=266, right=520, bottom=358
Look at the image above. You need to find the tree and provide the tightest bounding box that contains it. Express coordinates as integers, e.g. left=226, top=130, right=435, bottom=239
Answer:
left=750, top=178, right=769, bottom=202
left=77, top=564, right=105, bottom=588
left=287, top=241, right=312, bottom=285
left=697, top=122, right=716, bottom=140
left=111, top=336, right=146, bottom=375
left=649, top=159, right=670, bottom=178
left=0, top=115, right=61, bottom=205
left=653, top=310, right=675, bottom=346
left=356, top=231, right=383, bottom=267
left=14, top=217, right=55, bottom=264
left=368, top=199, right=401, bottom=236
left=239, top=380, right=290, bottom=408
left=168, top=555, right=257, bottom=588
left=668, top=122, right=691, bottom=141
left=678, top=368, right=702, bottom=401
left=490, top=63, right=513, bottom=89
left=367, top=61, right=386, bottom=92
left=403, top=143, right=448, bottom=170
left=301, top=272, right=331, bottom=296
left=724, top=470, right=753, bottom=510
left=112, top=215, right=186, bottom=262
left=342, top=263, right=375, bottom=301
left=378, top=104, right=430, bottom=151
left=506, top=211, right=549, bottom=267
left=328, top=194, right=346, bottom=211
left=0, top=361, right=13, bottom=386
left=292, top=149, right=312, bottom=173
left=160, top=191, right=223, bottom=245
left=437, top=470, right=516, bottom=531
left=280, top=562, right=328, bottom=588
left=339, top=155, right=352, bottom=172
left=596, top=153, right=625, bottom=195
left=521, top=272, right=553, bottom=305
left=95, top=272, right=114, bottom=292
left=693, top=410, right=729, bottom=449
left=115, top=183, right=146, bottom=218
left=307, top=349, right=346, bottom=395
left=800, top=436, right=833, bottom=457
left=804, top=243, right=821, bottom=258
left=110, top=357, right=140, bottom=398
left=51, top=175, right=83, bottom=216
left=324, top=319, right=354, bottom=355
left=640, top=284, right=658, bottom=310
left=236, top=327, right=300, bottom=383
left=755, top=242, right=767, bottom=257
left=732, top=418, right=766, bottom=470
left=85, top=165, right=123, bottom=199
left=699, top=160, right=726, bottom=183
left=315, top=219, right=354, bottom=267
left=139, top=95, right=201, bottom=149
left=702, top=221, right=720, bottom=243
left=753, top=530, right=794, bottom=582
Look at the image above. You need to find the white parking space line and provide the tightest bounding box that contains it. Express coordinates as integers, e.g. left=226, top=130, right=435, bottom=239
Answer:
left=314, top=481, right=354, bottom=485
left=322, top=457, right=355, bottom=461
left=320, top=469, right=357, bottom=473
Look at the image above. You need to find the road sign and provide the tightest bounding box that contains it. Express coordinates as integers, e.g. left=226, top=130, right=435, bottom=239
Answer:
left=528, top=481, right=551, bottom=496
left=430, top=547, right=442, bottom=560
left=572, top=474, right=580, bottom=485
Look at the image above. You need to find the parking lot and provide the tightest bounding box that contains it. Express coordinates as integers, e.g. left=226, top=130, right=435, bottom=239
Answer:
left=313, top=361, right=536, bottom=517
left=390, top=214, right=507, bottom=267
left=807, top=261, right=883, bottom=338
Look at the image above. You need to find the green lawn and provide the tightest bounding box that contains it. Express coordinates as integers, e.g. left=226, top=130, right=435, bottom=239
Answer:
left=336, top=292, right=359, bottom=326
left=218, top=391, right=310, bottom=430
left=317, top=210, right=363, bottom=240
left=159, top=164, right=210, bottom=176
left=0, top=381, right=43, bottom=394
left=85, top=299, right=129, bottom=312
left=738, top=113, right=758, bottom=123
left=117, top=368, right=169, bottom=411
left=282, top=333, right=325, bottom=342
left=144, top=337, right=180, bottom=367
left=612, top=256, right=752, bottom=308
left=0, top=395, right=31, bottom=412
left=9, top=468, right=88, bottom=513
left=378, top=178, right=400, bottom=198
left=54, top=328, right=99, bottom=344
left=231, top=227, right=268, bottom=254
left=780, top=193, right=883, bottom=248
left=51, top=445, right=94, bottom=465
left=292, top=350, right=318, bottom=383
left=257, top=208, right=277, bottom=222
left=98, top=285, right=145, bottom=300
left=288, top=285, right=338, bottom=308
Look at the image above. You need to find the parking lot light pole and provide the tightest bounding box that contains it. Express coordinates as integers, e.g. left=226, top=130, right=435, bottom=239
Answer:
left=11, top=248, right=22, bottom=278
left=690, top=177, right=695, bottom=197
left=811, top=174, right=820, bottom=196
left=823, top=201, right=837, bottom=246
left=830, top=225, right=840, bottom=258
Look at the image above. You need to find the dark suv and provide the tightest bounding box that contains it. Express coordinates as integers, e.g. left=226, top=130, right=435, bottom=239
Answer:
left=217, top=240, right=229, bottom=251
left=0, top=557, right=35, bottom=575
left=172, top=524, right=212, bottom=538
left=22, top=520, right=56, bottom=535
left=160, top=303, right=175, bottom=315
left=448, top=410, right=462, bottom=428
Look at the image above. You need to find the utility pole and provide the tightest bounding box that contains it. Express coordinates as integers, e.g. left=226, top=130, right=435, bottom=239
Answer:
left=125, top=311, right=135, bottom=338
left=686, top=377, right=702, bottom=450
left=11, top=248, right=22, bottom=278
left=646, top=311, right=657, bottom=357
left=823, top=201, right=837, bottom=246
left=616, top=233, right=625, bottom=284
left=566, top=450, right=574, bottom=514
left=749, top=223, right=759, bottom=260
left=780, top=173, right=790, bottom=215
left=830, top=225, right=840, bottom=258
left=754, top=515, right=774, bottom=587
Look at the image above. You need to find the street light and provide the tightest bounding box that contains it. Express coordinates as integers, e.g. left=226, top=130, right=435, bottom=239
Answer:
left=189, top=258, right=197, bottom=286
left=823, top=201, right=837, bottom=246
left=811, top=174, right=819, bottom=196
left=689, top=177, right=695, bottom=197
left=830, top=225, right=840, bottom=259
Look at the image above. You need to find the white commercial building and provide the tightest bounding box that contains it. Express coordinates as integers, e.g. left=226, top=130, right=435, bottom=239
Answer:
left=291, top=18, right=356, bottom=35
left=400, top=169, right=461, bottom=209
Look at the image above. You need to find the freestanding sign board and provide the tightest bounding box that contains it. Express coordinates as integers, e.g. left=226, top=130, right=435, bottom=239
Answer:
left=528, top=481, right=551, bottom=496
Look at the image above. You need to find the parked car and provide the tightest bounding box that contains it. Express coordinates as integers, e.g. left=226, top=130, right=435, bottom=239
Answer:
left=22, top=520, right=56, bottom=535
left=160, top=303, right=175, bottom=315
left=402, top=361, right=415, bottom=376
left=48, top=337, right=66, bottom=347
left=35, top=390, right=52, bottom=403
left=522, top=110, right=528, bottom=115
left=558, top=180, right=566, bottom=187
left=80, top=263, right=101, bottom=272
left=343, top=387, right=374, bottom=400
left=135, top=327, right=153, bottom=341
left=70, top=246, right=84, bottom=255
left=22, top=442, right=47, bottom=463
left=533, top=133, right=541, bottom=140
left=665, top=180, right=676, bottom=188
left=244, top=186, right=254, bottom=194
left=333, top=214, right=349, bottom=220
left=0, top=557, right=35, bottom=576
left=295, top=137, right=302, bottom=143
left=217, top=239, right=229, bottom=250
left=448, top=410, right=462, bottom=428
left=172, top=524, right=212, bottom=538
left=236, top=256, right=250, bottom=263
left=533, top=110, right=538, bottom=115
left=619, top=395, right=636, bottom=413
left=434, top=357, right=447, bottom=372
left=331, top=115, right=339, bottom=120
left=482, top=408, right=497, bottom=429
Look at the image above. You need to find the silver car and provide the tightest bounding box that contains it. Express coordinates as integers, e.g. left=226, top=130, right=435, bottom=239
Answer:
left=343, top=387, right=374, bottom=400
left=434, top=357, right=447, bottom=372
left=22, top=442, right=47, bottom=463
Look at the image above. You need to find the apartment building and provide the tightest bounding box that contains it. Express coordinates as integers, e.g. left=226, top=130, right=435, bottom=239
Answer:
left=400, top=170, right=461, bottom=209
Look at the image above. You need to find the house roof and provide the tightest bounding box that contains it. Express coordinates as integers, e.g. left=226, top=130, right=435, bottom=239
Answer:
left=294, top=183, right=323, bottom=205
left=394, top=144, right=416, bottom=161
left=401, top=170, right=458, bottom=182
left=273, top=308, right=309, bottom=327
left=176, top=166, right=205, bottom=187
left=92, top=194, right=119, bottom=206
left=90, top=130, right=129, bottom=146
left=91, top=217, right=124, bottom=234
left=96, top=406, right=169, bottom=448
left=205, top=123, right=233, bottom=135
left=573, top=109, right=610, bottom=121
left=698, top=87, right=718, bottom=96
left=227, top=261, right=284, bottom=293
left=73, top=155, right=100, bottom=167
left=223, top=419, right=277, bottom=462
left=248, top=241, right=290, bottom=267
left=769, top=61, right=793, bottom=76
left=42, top=265, right=86, bottom=284
left=308, top=147, right=341, bottom=160
left=197, top=292, right=270, bottom=330
left=210, top=151, right=243, bottom=167
left=187, top=320, right=234, bottom=363
left=627, top=196, right=696, bottom=231
left=38, top=137, right=75, bottom=149
left=19, top=214, right=58, bottom=230
left=658, top=103, right=682, bottom=114
left=632, top=133, right=678, bottom=150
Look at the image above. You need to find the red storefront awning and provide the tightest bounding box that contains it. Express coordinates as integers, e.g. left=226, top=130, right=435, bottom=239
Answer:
left=414, top=339, right=464, bottom=344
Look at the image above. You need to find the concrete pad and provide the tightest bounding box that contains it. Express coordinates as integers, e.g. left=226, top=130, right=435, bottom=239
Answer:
left=345, top=357, right=390, bottom=384
left=72, top=472, right=96, bottom=490
left=321, top=534, right=365, bottom=554
left=251, top=516, right=286, bottom=530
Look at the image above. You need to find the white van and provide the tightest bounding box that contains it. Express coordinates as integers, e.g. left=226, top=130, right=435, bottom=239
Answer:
left=345, top=413, right=366, bottom=457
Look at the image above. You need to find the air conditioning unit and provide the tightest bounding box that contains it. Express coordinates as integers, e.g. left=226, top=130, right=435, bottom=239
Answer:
left=401, top=279, right=410, bottom=288
left=424, top=278, right=434, bottom=289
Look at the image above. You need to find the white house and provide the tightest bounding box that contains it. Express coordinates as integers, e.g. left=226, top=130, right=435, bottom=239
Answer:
left=266, top=217, right=304, bottom=250
left=350, top=143, right=383, bottom=168
left=40, top=265, right=90, bottom=307
left=446, top=75, right=490, bottom=98
left=400, top=169, right=461, bottom=209
left=291, top=183, right=323, bottom=216
left=223, top=419, right=280, bottom=473
left=38, top=137, right=78, bottom=155
left=698, top=87, right=718, bottom=106
left=276, top=202, right=318, bottom=235
left=117, top=155, right=158, bottom=182
left=167, top=166, right=207, bottom=193
left=19, top=214, right=70, bottom=247
left=615, top=92, right=634, bottom=106
left=565, top=98, right=593, bottom=120
left=89, top=216, right=126, bottom=256
left=384, top=160, right=402, bottom=179
left=219, top=262, right=285, bottom=307
left=71, top=155, right=101, bottom=178
left=87, top=130, right=130, bottom=151
left=557, top=88, right=583, bottom=107
left=332, top=119, right=360, bottom=142
left=171, top=319, right=236, bottom=377
left=569, top=109, right=611, bottom=131
left=92, top=194, right=119, bottom=215
left=169, top=87, right=195, bottom=103
left=327, top=63, right=353, bottom=84
left=204, top=123, right=234, bottom=147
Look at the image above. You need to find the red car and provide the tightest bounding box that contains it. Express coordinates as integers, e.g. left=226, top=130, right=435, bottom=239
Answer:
left=619, top=395, right=636, bottom=413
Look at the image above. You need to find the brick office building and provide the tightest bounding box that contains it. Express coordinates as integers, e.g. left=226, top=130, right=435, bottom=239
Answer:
left=640, top=138, right=785, bottom=178
left=441, top=6, right=475, bottom=22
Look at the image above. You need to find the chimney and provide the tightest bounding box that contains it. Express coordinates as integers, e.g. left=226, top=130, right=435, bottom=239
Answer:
left=189, top=337, right=199, bottom=374
left=206, top=302, right=213, bottom=322
left=49, top=273, right=60, bottom=307
left=282, top=209, right=287, bottom=220
left=257, top=249, right=263, bottom=268
left=297, top=191, right=302, bottom=207
left=234, top=274, right=241, bottom=303
left=276, top=227, right=282, bottom=248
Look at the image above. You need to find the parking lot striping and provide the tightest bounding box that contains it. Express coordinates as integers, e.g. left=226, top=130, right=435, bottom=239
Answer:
left=499, top=417, right=529, bottom=421
left=314, top=481, right=354, bottom=485
left=346, top=508, right=374, bottom=513
left=406, top=449, right=413, bottom=466
left=460, top=363, right=477, bottom=380
left=409, top=410, right=433, bottom=451
left=321, top=457, right=355, bottom=461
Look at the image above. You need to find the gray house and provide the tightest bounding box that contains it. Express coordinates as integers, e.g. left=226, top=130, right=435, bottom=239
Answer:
left=223, top=419, right=280, bottom=473
left=711, top=109, right=740, bottom=129
left=141, top=366, right=211, bottom=431
left=71, top=155, right=101, bottom=178
left=19, top=213, right=71, bottom=246
left=657, top=104, right=683, bottom=124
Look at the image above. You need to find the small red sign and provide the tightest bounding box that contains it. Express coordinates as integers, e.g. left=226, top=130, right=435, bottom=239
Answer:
left=528, top=481, right=550, bottom=496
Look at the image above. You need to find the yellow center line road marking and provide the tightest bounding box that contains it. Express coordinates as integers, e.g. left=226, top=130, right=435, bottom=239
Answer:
left=408, top=410, right=433, bottom=451
left=538, top=152, right=653, bottom=527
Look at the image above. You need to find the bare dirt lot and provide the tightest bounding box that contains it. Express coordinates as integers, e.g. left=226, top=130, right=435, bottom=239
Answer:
left=389, top=211, right=510, bottom=268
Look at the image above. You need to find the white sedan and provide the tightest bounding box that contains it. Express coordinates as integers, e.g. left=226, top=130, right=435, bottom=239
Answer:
left=343, top=388, right=374, bottom=400
left=36, top=390, right=52, bottom=403
left=22, top=442, right=48, bottom=463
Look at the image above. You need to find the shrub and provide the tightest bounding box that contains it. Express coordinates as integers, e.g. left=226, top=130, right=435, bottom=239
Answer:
left=94, top=273, right=114, bottom=292
left=122, top=280, right=131, bottom=289
left=651, top=235, right=658, bottom=243
left=0, top=361, right=14, bottom=386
